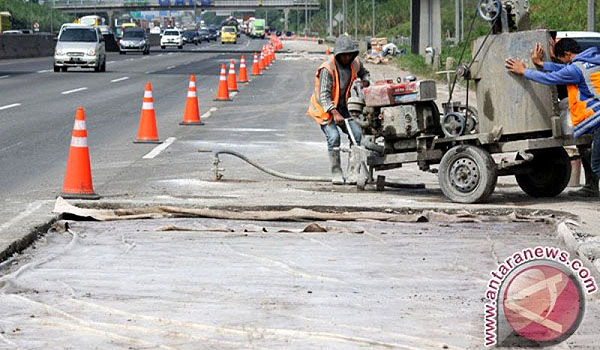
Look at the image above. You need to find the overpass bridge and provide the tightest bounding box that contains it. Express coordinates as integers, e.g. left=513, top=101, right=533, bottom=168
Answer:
left=49, top=0, right=320, bottom=13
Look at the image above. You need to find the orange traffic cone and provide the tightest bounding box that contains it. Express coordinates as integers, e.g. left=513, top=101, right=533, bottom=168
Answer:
left=325, top=46, right=330, bottom=55
left=270, top=46, right=276, bottom=63
left=227, top=59, right=238, bottom=92
left=252, top=52, right=261, bottom=76
left=259, top=50, right=266, bottom=70
left=214, top=64, right=232, bottom=101
left=238, top=55, right=249, bottom=83
left=61, top=107, right=100, bottom=200
left=180, top=75, right=203, bottom=125
left=135, top=82, right=161, bottom=144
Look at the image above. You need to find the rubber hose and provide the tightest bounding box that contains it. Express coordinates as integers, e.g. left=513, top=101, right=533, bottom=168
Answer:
left=212, top=149, right=331, bottom=182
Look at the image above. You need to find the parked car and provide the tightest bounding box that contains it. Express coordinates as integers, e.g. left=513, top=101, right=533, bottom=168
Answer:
left=53, top=24, right=106, bottom=72
left=220, top=26, right=237, bottom=44
left=182, top=30, right=199, bottom=45
left=198, top=28, right=210, bottom=43
left=2, top=29, right=32, bottom=34
left=119, top=27, right=149, bottom=55
left=160, top=29, right=183, bottom=49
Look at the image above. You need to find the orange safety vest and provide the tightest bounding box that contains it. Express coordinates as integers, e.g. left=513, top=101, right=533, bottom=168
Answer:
left=569, top=61, right=600, bottom=137
left=307, top=55, right=361, bottom=125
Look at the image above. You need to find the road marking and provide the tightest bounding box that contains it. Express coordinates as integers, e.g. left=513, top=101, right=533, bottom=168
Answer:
left=142, top=56, right=150, bottom=59
left=0, top=201, right=45, bottom=232
left=0, top=103, right=21, bottom=110
left=110, top=76, right=130, bottom=83
left=61, top=87, right=88, bottom=95
left=127, top=58, right=135, bottom=61
left=37, top=69, right=52, bottom=73
left=107, top=60, right=115, bottom=64
left=0, top=75, right=9, bottom=79
left=145, top=71, right=154, bottom=74
left=230, top=91, right=238, bottom=98
left=168, top=52, right=174, bottom=55
left=166, top=65, right=176, bottom=70
left=142, top=137, right=176, bottom=159
left=157, top=54, right=163, bottom=56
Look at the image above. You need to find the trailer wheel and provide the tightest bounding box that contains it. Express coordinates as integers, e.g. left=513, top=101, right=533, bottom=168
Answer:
left=439, top=145, right=497, bottom=203
left=515, top=147, right=571, bottom=197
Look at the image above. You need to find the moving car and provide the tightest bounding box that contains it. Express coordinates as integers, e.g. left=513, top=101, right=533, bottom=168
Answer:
left=220, top=26, right=237, bottom=44
left=182, top=30, right=199, bottom=45
left=160, top=29, right=183, bottom=49
left=208, top=27, right=218, bottom=41
left=198, top=28, right=210, bottom=42
left=53, top=24, right=106, bottom=72
left=250, top=19, right=265, bottom=39
left=119, top=27, right=149, bottom=55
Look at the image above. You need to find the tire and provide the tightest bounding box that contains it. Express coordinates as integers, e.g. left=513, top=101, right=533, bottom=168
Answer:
left=61, top=67, right=67, bottom=72
left=119, top=50, right=125, bottom=55
left=161, top=46, right=165, bottom=49
left=178, top=45, right=183, bottom=49
left=100, top=58, right=106, bottom=72
left=143, top=49, right=149, bottom=55
left=53, top=65, right=60, bottom=72
left=439, top=145, right=497, bottom=203
left=515, top=147, right=571, bottom=197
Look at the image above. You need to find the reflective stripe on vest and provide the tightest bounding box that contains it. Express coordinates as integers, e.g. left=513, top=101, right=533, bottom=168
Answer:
left=570, top=61, right=600, bottom=137
left=306, top=55, right=361, bottom=125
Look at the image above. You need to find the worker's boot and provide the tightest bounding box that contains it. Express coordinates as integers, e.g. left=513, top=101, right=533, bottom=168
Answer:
left=329, top=150, right=345, bottom=185
left=568, top=148, right=599, bottom=198
left=345, top=148, right=360, bottom=185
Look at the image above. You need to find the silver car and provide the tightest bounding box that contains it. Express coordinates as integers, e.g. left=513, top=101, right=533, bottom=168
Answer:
left=54, top=24, right=106, bottom=72
left=119, top=28, right=150, bottom=55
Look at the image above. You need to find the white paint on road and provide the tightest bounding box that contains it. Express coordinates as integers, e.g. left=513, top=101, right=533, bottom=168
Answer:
left=0, top=75, right=9, bottom=79
left=230, top=91, right=238, bottom=98
left=166, top=65, right=176, bottom=70
left=142, top=137, right=176, bottom=159
left=0, top=103, right=21, bottom=110
left=144, top=70, right=155, bottom=74
left=61, top=87, right=88, bottom=95
left=0, top=201, right=45, bottom=233
left=110, top=76, right=130, bottom=83
left=36, top=69, right=52, bottom=73
left=107, top=61, right=115, bottom=64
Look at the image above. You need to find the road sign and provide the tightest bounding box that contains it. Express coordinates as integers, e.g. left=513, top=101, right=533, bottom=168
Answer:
left=33, top=22, right=40, bottom=31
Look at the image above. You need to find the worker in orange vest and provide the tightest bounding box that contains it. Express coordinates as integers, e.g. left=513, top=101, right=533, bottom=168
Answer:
left=307, top=35, right=370, bottom=185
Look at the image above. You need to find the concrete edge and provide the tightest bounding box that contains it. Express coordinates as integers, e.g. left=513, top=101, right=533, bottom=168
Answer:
left=0, top=212, right=59, bottom=264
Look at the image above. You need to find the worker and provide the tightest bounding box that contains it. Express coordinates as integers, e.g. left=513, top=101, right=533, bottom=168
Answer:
left=505, top=38, right=600, bottom=198
left=307, top=34, right=370, bottom=185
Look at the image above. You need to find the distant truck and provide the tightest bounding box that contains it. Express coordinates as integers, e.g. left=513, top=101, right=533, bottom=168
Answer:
left=250, top=19, right=265, bottom=39
left=0, top=12, right=12, bottom=34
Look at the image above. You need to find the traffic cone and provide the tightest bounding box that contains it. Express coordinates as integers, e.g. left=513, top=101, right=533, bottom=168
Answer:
left=252, top=52, right=261, bottom=76
left=135, top=82, right=161, bottom=144
left=238, top=55, right=249, bottom=83
left=214, top=64, right=232, bottom=101
left=180, top=75, right=203, bottom=125
left=259, top=50, right=266, bottom=70
left=227, top=59, right=238, bottom=92
left=61, top=107, right=100, bottom=200
left=325, top=46, right=330, bottom=55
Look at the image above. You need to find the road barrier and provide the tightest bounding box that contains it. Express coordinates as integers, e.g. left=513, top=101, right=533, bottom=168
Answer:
left=0, top=34, right=54, bottom=59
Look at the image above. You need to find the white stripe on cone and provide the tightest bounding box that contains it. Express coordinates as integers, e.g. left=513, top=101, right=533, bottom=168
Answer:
left=142, top=102, right=154, bottom=110
left=187, top=91, right=197, bottom=98
left=73, top=120, right=86, bottom=131
left=144, top=91, right=152, bottom=98
left=70, top=136, right=88, bottom=148
left=220, top=75, right=227, bottom=81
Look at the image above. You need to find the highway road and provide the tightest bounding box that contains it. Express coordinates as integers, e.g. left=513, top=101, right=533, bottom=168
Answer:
left=0, top=36, right=267, bottom=200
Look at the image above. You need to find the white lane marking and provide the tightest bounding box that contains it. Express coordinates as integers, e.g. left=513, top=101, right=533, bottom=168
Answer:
left=230, top=91, right=238, bottom=98
left=107, top=60, right=115, bottom=64
left=142, top=137, right=176, bottom=159
left=0, top=103, right=21, bottom=110
left=37, top=69, right=52, bottom=73
left=157, top=54, right=163, bottom=56
left=0, top=201, right=45, bottom=232
left=166, top=65, right=176, bottom=70
left=200, top=111, right=212, bottom=120
left=61, top=87, right=88, bottom=95
left=145, top=70, right=154, bottom=74
left=209, top=107, right=218, bottom=112
left=0, top=75, right=9, bottom=79
left=127, top=58, right=135, bottom=61
left=142, top=56, right=150, bottom=59
left=110, top=76, right=130, bottom=83
left=168, top=52, right=174, bottom=55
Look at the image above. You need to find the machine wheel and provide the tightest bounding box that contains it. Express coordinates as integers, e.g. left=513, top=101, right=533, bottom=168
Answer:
left=178, top=45, right=183, bottom=49
left=161, top=45, right=165, bottom=50
left=439, top=145, right=497, bottom=203
left=143, top=49, right=149, bottom=55
left=53, top=65, right=60, bottom=72
left=120, top=50, right=125, bottom=55
left=356, top=163, right=368, bottom=190
left=515, top=147, right=571, bottom=197
left=61, top=67, right=68, bottom=72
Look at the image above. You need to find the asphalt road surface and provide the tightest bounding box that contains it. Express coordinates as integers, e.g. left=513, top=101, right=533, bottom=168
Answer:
left=0, top=36, right=269, bottom=224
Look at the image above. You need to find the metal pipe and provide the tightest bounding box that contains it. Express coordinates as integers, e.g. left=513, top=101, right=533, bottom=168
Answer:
left=329, top=0, right=333, bottom=37
left=371, top=0, right=375, bottom=37
left=354, top=0, right=357, bottom=38
left=588, top=0, right=596, bottom=32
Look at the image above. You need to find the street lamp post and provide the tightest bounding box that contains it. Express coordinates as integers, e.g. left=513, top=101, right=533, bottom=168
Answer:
left=372, top=0, right=375, bottom=37
left=329, top=0, right=333, bottom=38
left=354, top=0, right=357, bottom=38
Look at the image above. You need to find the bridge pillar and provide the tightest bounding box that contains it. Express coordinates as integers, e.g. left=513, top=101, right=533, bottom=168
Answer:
left=410, top=0, right=441, bottom=56
left=105, top=10, right=114, bottom=28
left=283, top=8, right=290, bottom=32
